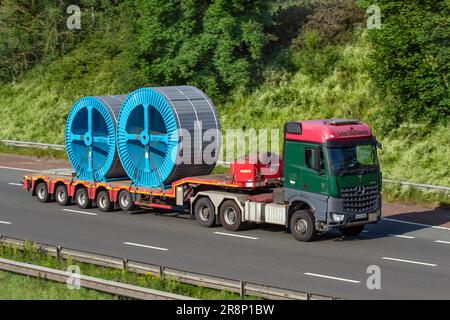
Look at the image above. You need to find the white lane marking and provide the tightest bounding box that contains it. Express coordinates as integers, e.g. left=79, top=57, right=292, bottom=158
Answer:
left=214, top=231, right=259, bottom=240
left=0, top=166, right=38, bottom=172
left=304, top=272, right=361, bottom=284
left=8, top=183, right=22, bottom=186
left=434, top=240, right=450, bottom=245
left=123, top=242, right=168, bottom=251
left=0, top=220, right=12, bottom=225
left=382, top=217, right=450, bottom=231
left=382, top=257, right=437, bottom=267
left=389, top=234, right=415, bottom=239
left=62, top=209, right=98, bottom=216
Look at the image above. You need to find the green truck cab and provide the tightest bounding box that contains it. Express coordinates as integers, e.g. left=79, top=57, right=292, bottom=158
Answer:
left=283, top=119, right=382, bottom=241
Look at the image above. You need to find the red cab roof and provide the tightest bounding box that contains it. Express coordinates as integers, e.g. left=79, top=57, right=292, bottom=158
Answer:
left=285, top=119, right=372, bottom=144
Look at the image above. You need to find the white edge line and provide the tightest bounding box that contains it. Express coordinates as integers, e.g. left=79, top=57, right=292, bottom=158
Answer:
left=123, top=242, right=168, bottom=251
left=0, top=220, right=12, bottom=225
left=0, top=166, right=38, bottom=172
left=8, top=183, right=22, bottom=186
left=304, top=272, right=361, bottom=284
left=213, top=232, right=259, bottom=240
left=62, top=209, right=98, bottom=216
left=382, top=257, right=437, bottom=267
left=382, top=217, right=450, bottom=231
left=434, top=240, right=450, bottom=245
left=388, top=234, right=415, bottom=239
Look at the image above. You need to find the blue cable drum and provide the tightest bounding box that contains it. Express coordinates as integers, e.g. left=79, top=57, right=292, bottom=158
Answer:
left=117, top=86, right=221, bottom=188
left=65, top=95, right=127, bottom=181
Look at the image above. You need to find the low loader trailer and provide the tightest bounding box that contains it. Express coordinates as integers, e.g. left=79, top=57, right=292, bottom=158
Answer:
left=23, top=119, right=382, bottom=242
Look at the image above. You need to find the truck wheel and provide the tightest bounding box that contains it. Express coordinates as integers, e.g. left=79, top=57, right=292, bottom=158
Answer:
left=220, top=200, right=245, bottom=231
left=194, top=197, right=216, bottom=228
left=76, top=188, right=92, bottom=209
left=118, top=190, right=137, bottom=211
left=36, top=182, right=50, bottom=203
left=97, top=190, right=113, bottom=212
left=340, top=225, right=364, bottom=237
left=290, top=210, right=316, bottom=242
left=55, top=185, right=71, bottom=206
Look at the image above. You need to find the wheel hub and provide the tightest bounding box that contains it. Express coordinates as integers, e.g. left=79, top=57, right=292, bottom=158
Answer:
left=199, top=205, right=210, bottom=221
left=224, top=208, right=236, bottom=225
left=295, top=219, right=308, bottom=234
left=121, top=194, right=129, bottom=207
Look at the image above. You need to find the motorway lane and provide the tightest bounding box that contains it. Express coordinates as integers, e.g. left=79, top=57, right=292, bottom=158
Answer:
left=0, top=167, right=449, bottom=299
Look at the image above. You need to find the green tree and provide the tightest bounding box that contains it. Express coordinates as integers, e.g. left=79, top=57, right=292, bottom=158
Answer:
left=365, top=0, right=449, bottom=125
left=130, top=0, right=272, bottom=98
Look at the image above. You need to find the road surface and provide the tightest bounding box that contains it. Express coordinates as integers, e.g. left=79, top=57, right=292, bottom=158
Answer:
left=0, top=161, right=449, bottom=299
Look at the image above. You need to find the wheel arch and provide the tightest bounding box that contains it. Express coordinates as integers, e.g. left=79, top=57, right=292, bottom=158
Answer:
left=287, top=198, right=315, bottom=227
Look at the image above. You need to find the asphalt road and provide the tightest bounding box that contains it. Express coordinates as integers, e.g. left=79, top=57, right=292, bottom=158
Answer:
left=0, top=166, right=449, bottom=300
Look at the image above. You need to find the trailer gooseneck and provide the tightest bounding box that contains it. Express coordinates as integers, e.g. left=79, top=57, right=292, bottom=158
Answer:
left=23, top=119, right=382, bottom=242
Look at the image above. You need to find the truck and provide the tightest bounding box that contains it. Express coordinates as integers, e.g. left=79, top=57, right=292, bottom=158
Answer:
left=22, top=119, right=382, bottom=242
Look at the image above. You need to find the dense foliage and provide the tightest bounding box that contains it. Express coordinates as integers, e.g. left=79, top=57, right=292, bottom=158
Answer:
left=365, top=0, right=449, bottom=126
left=130, top=0, right=272, bottom=98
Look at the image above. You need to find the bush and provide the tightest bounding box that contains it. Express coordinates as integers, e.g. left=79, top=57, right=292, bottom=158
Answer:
left=292, top=30, right=342, bottom=81
left=300, top=0, right=365, bottom=45
left=366, top=0, right=449, bottom=125
left=0, top=1, right=84, bottom=83
left=129, top=0, right=272, bottom=99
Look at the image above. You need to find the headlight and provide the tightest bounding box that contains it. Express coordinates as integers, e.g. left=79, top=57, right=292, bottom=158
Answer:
left=332, top=213, right=345, bottom=222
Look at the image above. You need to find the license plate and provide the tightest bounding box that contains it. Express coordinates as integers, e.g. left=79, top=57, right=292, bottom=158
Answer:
left=355, top=213, right=367, bottom=219
left=368, top=213, right=378, bottom=222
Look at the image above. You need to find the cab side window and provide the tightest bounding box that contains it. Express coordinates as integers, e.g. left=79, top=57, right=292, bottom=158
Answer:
left=304, top=147, right=325, bottom=171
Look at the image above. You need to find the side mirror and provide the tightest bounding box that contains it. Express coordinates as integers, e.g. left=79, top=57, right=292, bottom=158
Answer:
left=374, top=136, right=382, bottom=149
left=311, top=147, right=321, bottom=171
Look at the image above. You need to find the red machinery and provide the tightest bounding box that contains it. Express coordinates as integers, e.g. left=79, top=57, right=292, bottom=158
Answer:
left=229, top=152, right=283, bottom=188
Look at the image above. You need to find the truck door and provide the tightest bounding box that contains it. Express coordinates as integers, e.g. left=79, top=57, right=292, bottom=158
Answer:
left=302, top=143, right=328, bottom=195
left=284, top=140, right=303, bottom=191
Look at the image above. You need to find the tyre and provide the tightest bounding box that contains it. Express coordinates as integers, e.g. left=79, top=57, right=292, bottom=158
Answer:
left=97, top=190, right=113, bottom=212
left=290, top=210, right=317, bottom=242
left=219, top=200, right=246, bottom=231
left=340, top=225, right=364, bottom=237
left=36, top=182, right=50, bottom=203
left=55, top=185, right=71, bottom=206
left=75, top=188, right=92, bottom=209
left=194, top=197, right=216, bottom=227
left=118, top=190, right=137, bottom=211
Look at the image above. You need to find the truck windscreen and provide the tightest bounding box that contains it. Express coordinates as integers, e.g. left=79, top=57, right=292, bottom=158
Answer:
left=327, top=144, right=378, bottom=176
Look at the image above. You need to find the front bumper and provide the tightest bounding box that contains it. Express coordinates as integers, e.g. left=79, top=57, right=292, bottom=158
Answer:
left=327, top=210, right=381, bottom=228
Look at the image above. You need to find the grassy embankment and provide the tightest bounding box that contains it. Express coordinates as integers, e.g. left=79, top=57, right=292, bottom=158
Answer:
left=0, top=242, right=253, bottom=300
left=0, top=27, right=448, bottom=207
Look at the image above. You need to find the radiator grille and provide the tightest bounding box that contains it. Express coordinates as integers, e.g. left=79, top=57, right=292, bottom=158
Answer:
left=341, top=184, right=378, bottom=213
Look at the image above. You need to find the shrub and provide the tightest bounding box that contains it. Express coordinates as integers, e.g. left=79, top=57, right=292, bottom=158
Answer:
left=366, top=0, right=449, bottom=125
left=129, top=0, right=272, bottom=99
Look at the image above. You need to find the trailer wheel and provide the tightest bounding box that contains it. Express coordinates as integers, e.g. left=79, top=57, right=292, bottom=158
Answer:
left=55, top=185, right=71, bottom=206
left=36, top=182, right=50, bottom=203
left=76, top=188, right=92, bottom=209
left=97, top=190, right=113, bottom=212
left=340, top=225, right=364, bottom=237
left=118, top=190, right=137, bottom=211
left=290, top=210, right=316, bottom=242
left=194, top=197, right=216, bottom=228
left=220, top=200, right=246, bottom=231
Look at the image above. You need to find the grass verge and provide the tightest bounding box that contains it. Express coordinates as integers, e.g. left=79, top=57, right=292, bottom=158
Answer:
left=0, top=143, right=67, bottom=160
left=0, top=242, right=257, bottom=300
left=382, top=183, right=450, bottom=209
left=0, top=269, right=117, bottom=300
